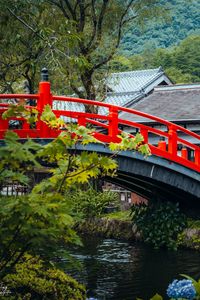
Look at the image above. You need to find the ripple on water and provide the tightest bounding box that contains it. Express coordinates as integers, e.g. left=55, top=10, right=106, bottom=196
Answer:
left=63, top=237, right=200, bottom=300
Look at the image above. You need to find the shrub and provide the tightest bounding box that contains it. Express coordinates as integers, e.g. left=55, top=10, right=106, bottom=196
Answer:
left=131, top=201, right=187, bottom=250
left=66, top=188, right=119, bottom=219
left=3, top=254, right=86, bottom=300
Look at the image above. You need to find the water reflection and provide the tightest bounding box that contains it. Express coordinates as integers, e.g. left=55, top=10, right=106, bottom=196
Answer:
left=64, top=237, right=200, bottom=300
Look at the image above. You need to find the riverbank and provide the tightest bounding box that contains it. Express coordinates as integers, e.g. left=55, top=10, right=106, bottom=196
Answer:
left=75, top=214, right=200, bottom=251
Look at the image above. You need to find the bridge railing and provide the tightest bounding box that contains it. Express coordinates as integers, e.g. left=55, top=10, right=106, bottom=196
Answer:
left=1, top=80, right=200, bottom=172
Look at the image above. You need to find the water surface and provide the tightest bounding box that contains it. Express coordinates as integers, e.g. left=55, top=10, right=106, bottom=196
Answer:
left=64, top=237, right=200, bottom=300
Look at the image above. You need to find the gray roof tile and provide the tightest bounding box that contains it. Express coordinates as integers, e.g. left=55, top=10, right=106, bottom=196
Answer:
left=53, top=67, right=171, bottom=116
left=106, top=67, right=165, bottom=93
left=120, top=84, right=200, bottom=123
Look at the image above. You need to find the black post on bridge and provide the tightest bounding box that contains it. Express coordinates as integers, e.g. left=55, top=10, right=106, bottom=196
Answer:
left=41, top=67, right=49, bottom=82
left=26, top=67, right=49, bottom=106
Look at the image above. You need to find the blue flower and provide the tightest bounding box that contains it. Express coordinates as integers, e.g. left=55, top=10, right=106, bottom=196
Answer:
left=167, top=279, right=196, bottom=299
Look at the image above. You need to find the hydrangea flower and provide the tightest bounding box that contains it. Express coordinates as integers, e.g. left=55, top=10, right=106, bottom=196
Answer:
left=167, top=279, right=196, bottom=299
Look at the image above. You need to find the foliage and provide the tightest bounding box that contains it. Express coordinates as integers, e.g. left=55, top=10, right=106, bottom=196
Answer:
left=0, top=193, right=80, bottom=277
left=2, top=103, right=39, bottom=124
left=131, top=201, right=187, bottom=250
left=0, top=0, right=167, bottom=102
left=2, top=254, right=86, bottom=300
left=121, top=0, right=200, bottom=55
left=0, top=103, right=150, bottom=279
left=0, top=0, right=80, bottom=94
left=115, top=34, right=200, bottom=84
left=187, top=219, right=200, bottom=229
left=66, top=188, right=119, bottom=219
left=103, top=209, right=132, bottom=221
left=109, top=131, right=150, bottom=156
left=178, top=228, right=200, bottom=251
left=0, top=131, right=41, bottom=190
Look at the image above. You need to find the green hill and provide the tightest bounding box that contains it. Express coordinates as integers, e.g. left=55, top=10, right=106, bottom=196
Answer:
left=120, top=0, right=200, bottom=55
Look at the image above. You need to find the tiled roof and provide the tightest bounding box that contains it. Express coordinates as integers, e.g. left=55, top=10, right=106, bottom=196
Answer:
left=53, top=67, right=171, bottom=115
left=120, top=84, right=200, bottom=123
left=98, top=91, right=142, bottom=115
left=106, top=67, right=167, bottom=93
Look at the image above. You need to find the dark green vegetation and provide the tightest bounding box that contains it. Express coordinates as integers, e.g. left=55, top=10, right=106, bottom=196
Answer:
left=131, top=201, right=187, bottom=250
left=0, top=0, right=167, bottom=101
left=0, top=104, right=149, bottom=298
left=111, top=35, right=200, bottom=83
left=1, top=0, right=199, bottom=95
left=121, top=0, right=200, bottom=55
left=67, top=188, right=119, bottom=219
left=178, top=219, right=200, bottom=251
left=3, top=255, right=86, bottom=300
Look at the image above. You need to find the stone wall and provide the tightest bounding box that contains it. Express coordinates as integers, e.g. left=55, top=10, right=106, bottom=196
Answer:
left=75, top=218, right=200, bottom=251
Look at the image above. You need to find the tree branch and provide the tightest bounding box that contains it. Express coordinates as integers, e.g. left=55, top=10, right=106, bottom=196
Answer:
left=7, top=8, right=45, bottom=41
left=70, top=82, right=85, bottom=99
left=84, top=0, right=97, bottom=51
left=77, top=0, right=85, bottom=32
left=63, top=0, right=77, bottom=20
left=92, top=0, right=136, bottom=71
left=57, top=156, right=72, bottom=193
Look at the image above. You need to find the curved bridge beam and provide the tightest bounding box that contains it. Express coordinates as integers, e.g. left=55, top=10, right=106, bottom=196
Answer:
left=76, top=143, right=200, bottom=204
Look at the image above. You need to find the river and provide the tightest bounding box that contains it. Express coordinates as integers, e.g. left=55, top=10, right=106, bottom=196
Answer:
left=63, top=236, right=200, bottom=300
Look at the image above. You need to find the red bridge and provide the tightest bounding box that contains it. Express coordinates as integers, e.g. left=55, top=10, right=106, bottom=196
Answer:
left=1, top=77, right=200, bottom=204
left=1, top=79, right=200, bottom=173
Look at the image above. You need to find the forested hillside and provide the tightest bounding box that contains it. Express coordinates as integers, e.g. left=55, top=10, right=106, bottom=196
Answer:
left=120, top=0, right=200, bottom=55
left=110, top=35, right=200, bottom=84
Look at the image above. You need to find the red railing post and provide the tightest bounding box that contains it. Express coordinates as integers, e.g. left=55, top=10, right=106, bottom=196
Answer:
left=158, top=140, right=166, bottom=151
left=78, top=116, right=86, bottom=126
left=0, top=118, right=9, bottom=138
left=168, top=125, right=177, bottom=158
left=181, top=147, right=188, bottom=160
left=140, top=128, right=148, bottom=143
left=108, top=106, right=120, bottom=142
left=195, top=148, right=200, bottom=166
left=1, top=118, right=9, bottom=130
left=37, top=68, right=52, bottom=138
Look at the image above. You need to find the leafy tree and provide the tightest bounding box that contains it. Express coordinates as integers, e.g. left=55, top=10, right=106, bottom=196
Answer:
left=173, top=35, right=200, bottom=79
left=0, top=1, right=167, bottom=105
left=121, top=0, right=200, bottom=55
left=0, top=1, right=79, bottom=94
left=0, top=1, right=45, bottom=94
left=0, top=131, right=41, bottom=191
left=126, top=34, right=200, bottom=84
left=43, top=0, right=167, bottom=105
left=0, top=103, right=150, bottom=278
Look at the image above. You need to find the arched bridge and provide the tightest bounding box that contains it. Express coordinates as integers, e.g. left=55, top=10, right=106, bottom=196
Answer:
left=1, top=79, right=200, bottom=203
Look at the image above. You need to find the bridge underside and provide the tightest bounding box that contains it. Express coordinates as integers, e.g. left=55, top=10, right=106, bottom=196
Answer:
left=106, top=171, right=200, bottom=213
left=8, top=139, right=200, bottom=213
left=76, top=143, right=200, bottom=212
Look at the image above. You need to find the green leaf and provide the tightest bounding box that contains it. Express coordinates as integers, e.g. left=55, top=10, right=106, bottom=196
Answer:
left=150, top=293, right=163, bottom=300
